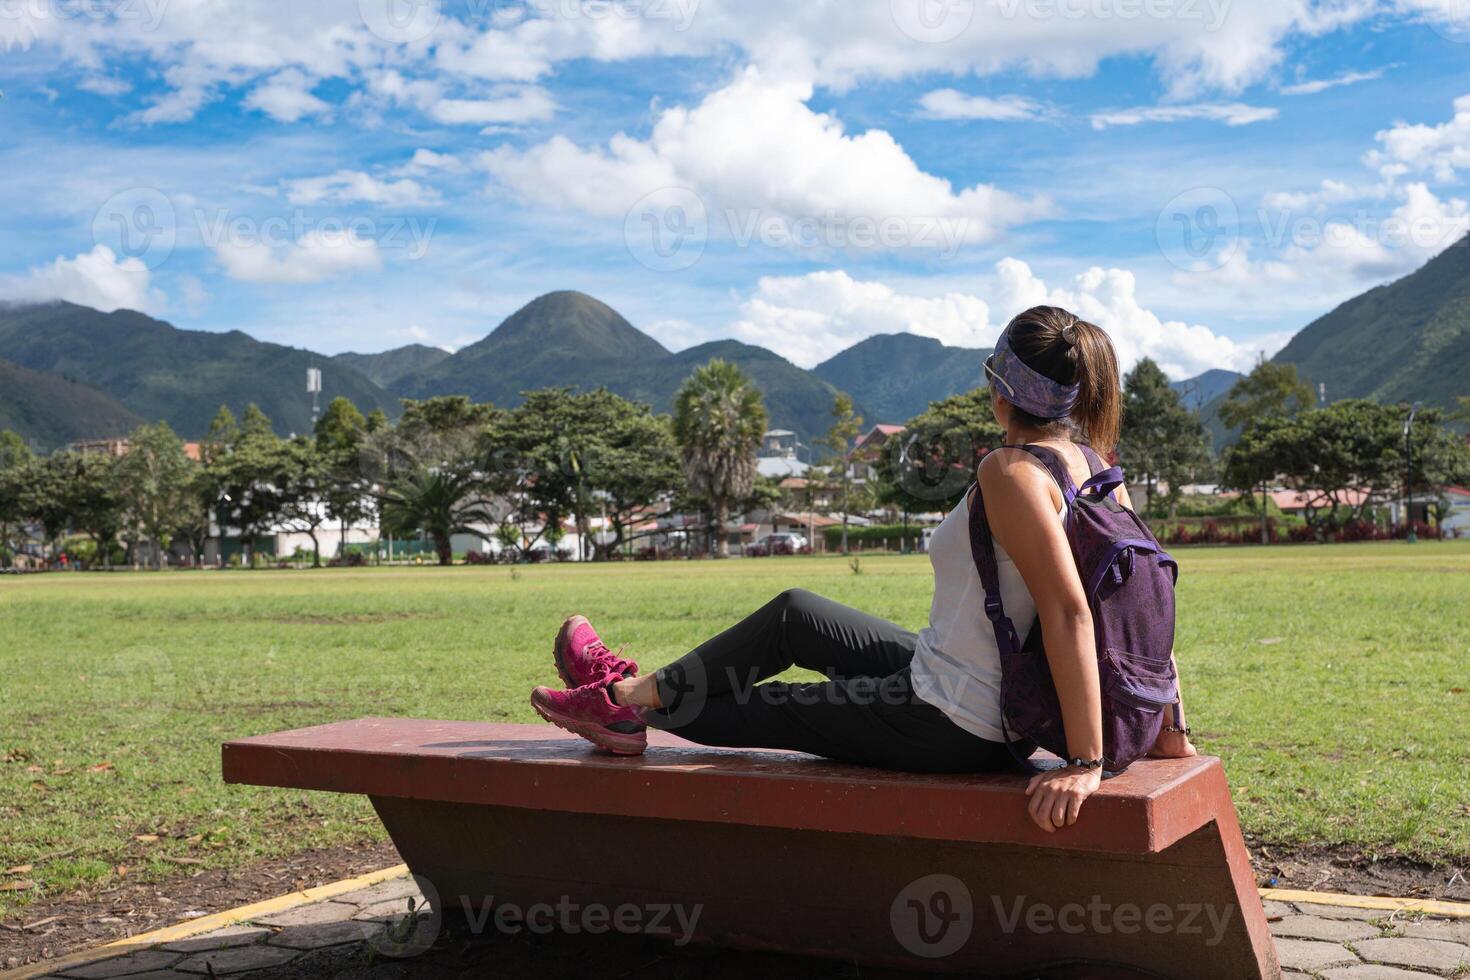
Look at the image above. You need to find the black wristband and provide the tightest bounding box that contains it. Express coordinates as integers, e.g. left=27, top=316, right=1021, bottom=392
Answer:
left=1066, top=757, right=1103, bottom=771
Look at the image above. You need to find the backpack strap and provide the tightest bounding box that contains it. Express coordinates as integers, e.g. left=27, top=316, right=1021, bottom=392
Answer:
left=966, top=478, right=1038, bottom=770
left=966, top=481, right=1021, bottom=658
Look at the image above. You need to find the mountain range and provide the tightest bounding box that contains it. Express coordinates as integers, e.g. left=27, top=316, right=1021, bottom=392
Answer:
left=2, top=233, right=1466, bottom=451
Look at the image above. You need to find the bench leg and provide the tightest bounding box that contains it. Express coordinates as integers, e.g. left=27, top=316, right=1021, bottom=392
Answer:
left=370, top=794, right=1278, bottom=979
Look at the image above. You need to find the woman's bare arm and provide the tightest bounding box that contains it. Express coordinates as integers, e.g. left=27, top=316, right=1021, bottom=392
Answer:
left=979, top=449, right=1103, bottom=832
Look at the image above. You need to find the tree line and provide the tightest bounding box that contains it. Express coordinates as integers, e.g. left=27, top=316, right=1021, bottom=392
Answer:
left=1, top=355, right=1466, bottom=569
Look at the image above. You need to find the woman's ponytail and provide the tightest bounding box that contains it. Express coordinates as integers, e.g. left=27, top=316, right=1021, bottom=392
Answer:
left=1000, top=306, right=1122, bottom=454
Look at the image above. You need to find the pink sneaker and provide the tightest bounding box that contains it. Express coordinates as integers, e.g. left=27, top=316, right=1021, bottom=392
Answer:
left=553, top=615, right=639, bottom=689
left=531, top=683, right=648, bottom=756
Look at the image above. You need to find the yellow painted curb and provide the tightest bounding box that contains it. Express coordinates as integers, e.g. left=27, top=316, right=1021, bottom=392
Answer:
left=1260, top=887, right=1470, bottom=919
left=5, top=871, right=1468, bottom=979
left=0, top=864, right=409, bottom=980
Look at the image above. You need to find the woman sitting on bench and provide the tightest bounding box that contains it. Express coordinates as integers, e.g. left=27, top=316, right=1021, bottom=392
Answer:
left=531, top=306, right=1196, bottom=832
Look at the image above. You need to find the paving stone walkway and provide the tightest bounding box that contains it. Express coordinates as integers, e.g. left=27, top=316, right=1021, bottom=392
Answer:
left=16, top=877, right=1470, bottom=980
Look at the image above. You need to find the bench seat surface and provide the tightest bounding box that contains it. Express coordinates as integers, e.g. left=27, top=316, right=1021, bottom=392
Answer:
left=223, top=717, right=1224, bottom=854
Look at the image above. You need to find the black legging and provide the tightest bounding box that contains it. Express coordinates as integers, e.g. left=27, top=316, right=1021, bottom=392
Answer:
left=645, top=588, right=1029, bottom=774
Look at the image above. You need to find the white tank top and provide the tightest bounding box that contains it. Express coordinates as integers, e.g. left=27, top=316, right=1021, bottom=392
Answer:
left=909, top=492, right=1065, bottom=742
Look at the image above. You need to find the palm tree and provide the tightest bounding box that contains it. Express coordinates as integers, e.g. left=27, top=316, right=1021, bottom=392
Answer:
left=673, top=359, right=768, bottom=556
left=378, top=465, right=494, bottom=566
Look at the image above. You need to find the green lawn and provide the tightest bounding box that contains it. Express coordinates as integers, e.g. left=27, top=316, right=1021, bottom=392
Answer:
left=2, top=542, right=1468, bottom=914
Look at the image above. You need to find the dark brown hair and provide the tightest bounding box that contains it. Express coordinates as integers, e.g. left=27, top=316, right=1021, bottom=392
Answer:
left=1002, top=305, right=1121, bottom=454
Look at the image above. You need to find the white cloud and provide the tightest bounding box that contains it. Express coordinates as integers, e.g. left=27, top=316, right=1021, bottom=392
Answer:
left=283, top=170, right=440, bottom=207
left=725, top=261, right=1260, bottom=377
left=213, top=229, right=382, bottom=284
left=1261, top=178, right=1374, bottom=211
left=396, top=149, right=467, bottom=176
left=991, top=258, right=1266, bottom=377
left=1179, top=183, right=1470, bottom=305
left=0, top=245, right=161, bottom=313
left=481, top=69, right=1048, bottom=248
left=1279, top=67, right=1390, bottom=95
left=427, top=88, right=556, bottom=125
left=1090, top=102, right=1279, bottom=129
left=1367, top=93, right=1470, bottom=183
left=76, top=75, right=133, bottom=96
left=6, top=0, right=1404, bottom=129
left=242, top=68, right=331, bottom=123
left=730, top=271, right=994, bottom=366
left=917, top=89, right=1046, bottom=122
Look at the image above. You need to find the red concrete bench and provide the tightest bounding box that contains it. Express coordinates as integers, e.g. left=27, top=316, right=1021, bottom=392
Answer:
left=222, top=718, right=1278, bottom=979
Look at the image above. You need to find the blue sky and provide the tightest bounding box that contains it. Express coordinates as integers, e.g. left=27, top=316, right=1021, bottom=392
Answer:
left=2, top=0, right=1469, bottom=380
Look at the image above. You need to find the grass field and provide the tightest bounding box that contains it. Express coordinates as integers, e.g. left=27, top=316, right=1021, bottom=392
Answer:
left=2, top=542, right=1468, bottom=914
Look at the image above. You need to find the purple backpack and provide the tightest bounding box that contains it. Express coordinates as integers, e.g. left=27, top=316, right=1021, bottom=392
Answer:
left=968, top=444, right=1180, bottom=773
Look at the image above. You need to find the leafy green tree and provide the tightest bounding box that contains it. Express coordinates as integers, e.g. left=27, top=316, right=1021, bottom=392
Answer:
left=119, top=422, right=195, bottom=569
left=1117, top=358, right=1209, bottom=517
left=366, top=396, right=496, bottom=565
left=1219, top=361, right=1317, bottom=542
left=672, top=360, right=767, bottom=557
left=485, top=388, right=681, bottom=561
left=821, top=393, right=864, bottom=554
left=875, top=388, right=1003, bottom=515
left=46, top=451, right=127, bottom=568
left=1223, top=400, right=1467, bottom=539
left=315, top=397, right=373, bottom=557
left=1218, top=361, right=1316, bottom=430
left=0, top=430, right=35, bottom=567
left=276, top=437, right=332, bottom=567
left=379, top=465, right=494, bottom=565
left=211, top=404, right=291, bottom=567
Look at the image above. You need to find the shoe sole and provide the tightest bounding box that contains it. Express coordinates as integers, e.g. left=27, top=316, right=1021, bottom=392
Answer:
left=531, top=692, right=648, bottom=756
left=552, top=617, right=638, bottom=689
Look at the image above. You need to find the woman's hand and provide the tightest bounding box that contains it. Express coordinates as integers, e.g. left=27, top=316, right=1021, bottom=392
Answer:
left=1147, top=728, right=1198, bottom=759
left=1024, top=766, right=1101, bottom=832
